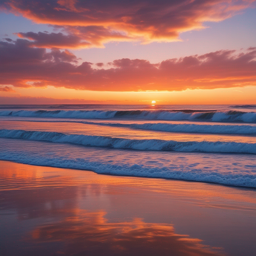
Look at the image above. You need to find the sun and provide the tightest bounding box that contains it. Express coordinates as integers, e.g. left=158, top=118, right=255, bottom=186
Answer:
left=151, top=100, right=156, bottom=104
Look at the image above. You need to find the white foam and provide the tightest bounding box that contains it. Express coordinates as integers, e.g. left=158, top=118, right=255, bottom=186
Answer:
left=1, top=138, right=256, bottom=189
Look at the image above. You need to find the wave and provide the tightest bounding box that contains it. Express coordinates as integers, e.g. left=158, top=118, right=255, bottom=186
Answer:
left=232, top=105, right=256, bottom=109
left=1, top=138, right=256, bottom=189
left=1, top=109, right=256, bottom=123
left=1, top=129, right=256, bottom=154
left=131, top=123, right=256, bottom=135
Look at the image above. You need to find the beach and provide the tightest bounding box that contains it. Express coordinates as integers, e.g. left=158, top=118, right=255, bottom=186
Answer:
left=1, top=1, right=256, bottom=255
left=0, top=160, right=256, bottom=256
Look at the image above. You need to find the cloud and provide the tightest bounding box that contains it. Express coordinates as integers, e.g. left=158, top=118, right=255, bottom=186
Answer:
left=0, top=96, right=122, bottom=104
left=0, top=86, right=15, bottom=92
left=16, top=31, right=91, bottom=49
left=4, top=38, right=14, bottom=42
left=1, top=0, right=255, bottom=47
left=0, top=39, right=78, bottom=87
left=16, top=26, right=132, bottom=48
left=0, top=39, right=256, bottom=91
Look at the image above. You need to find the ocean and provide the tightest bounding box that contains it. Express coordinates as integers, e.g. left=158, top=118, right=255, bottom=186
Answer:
left=1, top=104, right=256, bottom=189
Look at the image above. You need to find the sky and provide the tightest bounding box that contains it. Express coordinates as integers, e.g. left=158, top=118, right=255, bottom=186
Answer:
left=0, top=0, right=256, bottom=105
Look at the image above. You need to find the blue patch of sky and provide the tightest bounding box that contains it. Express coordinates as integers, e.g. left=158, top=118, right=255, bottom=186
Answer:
left=1, top=7, right=255, bottom=63
left=0, top=12, right=53, bottom=40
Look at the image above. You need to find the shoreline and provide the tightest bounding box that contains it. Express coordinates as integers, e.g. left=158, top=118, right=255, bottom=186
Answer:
left=0, top=158, right=255, bottom=191
left=0, top=160, right=256, bottom=256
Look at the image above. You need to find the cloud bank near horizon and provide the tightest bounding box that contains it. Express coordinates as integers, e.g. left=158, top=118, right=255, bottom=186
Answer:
left=0, top=39, right=256, bottom=92
left=1, top=0, right=255, bottom=48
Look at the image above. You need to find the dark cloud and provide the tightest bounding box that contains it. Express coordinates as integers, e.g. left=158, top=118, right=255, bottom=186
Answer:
left=96, top=63, right=104, bottom=67
left=0, top=86, right=15, bottom=92
left=0, top=39, right=78, bottom=87
left=0, top=39, right=255, bottom=91
left=17, top=31, right=91, bottom=49
left=16, top=26, right=131, bottom=48
left=4, top=38, right=13, bottom=42
left=1, top=0, right=255, bottom=47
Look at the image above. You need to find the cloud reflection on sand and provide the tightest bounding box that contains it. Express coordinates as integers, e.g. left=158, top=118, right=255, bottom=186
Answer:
left=31, top=210, right=222, bottom=256
left=0, top=161, right=226, bottom=256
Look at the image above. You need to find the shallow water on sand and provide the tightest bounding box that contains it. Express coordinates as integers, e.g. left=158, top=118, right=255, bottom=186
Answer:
left=0, top=161, right=256, bottom=256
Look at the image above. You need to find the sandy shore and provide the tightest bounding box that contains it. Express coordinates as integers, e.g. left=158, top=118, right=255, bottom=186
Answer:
left=0, top=160, right=256, bottom=256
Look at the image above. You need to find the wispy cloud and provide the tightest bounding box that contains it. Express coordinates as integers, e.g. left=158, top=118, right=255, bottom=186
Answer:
left=1, top=0, right=255, bottom=47
left=0, top=86, right=15, bottom=92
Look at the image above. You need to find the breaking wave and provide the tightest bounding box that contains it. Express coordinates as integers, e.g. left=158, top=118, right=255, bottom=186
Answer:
left=1, top=138, right=256, bottom=189
left=1, top=129, right=256, bottom=154
left=130, top=123, right=256, bottom=135
left=1, top=109, right=256, bottom=123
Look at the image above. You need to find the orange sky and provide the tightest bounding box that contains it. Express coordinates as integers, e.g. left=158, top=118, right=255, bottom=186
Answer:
left=0, top=0, right=256, bottom=104
left=1, top=85, right=256, bottom=105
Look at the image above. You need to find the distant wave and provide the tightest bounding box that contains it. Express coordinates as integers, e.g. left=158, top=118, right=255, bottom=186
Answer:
left=1, top=109, right=256, bottom=123
left=1, top=129, right=256, bottom=154
left=232, top=105, right=256, bottom=109
left=131, top=123, right=256, bottom=135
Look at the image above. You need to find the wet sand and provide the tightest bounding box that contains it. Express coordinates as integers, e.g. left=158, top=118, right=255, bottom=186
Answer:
left=0, top=160, right=256, bottom=256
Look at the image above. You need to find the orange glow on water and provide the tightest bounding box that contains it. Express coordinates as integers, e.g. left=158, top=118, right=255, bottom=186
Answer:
left=1, top=161, right=256, bottom=207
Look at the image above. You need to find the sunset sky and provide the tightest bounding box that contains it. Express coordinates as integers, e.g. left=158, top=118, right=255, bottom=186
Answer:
left=0, top=0, right=256, bottom=104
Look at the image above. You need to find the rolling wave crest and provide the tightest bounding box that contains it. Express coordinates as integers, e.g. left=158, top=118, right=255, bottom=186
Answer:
left=1, top=109, right=256, bottom=123
left=1, top=129, right=256, bottom=154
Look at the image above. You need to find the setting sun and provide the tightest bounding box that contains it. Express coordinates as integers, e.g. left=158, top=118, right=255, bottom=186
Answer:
left=151, top=100, right=156, bottom=104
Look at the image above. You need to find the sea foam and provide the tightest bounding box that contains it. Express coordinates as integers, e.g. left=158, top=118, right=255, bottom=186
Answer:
left=1, top=138, right=256, bottom=189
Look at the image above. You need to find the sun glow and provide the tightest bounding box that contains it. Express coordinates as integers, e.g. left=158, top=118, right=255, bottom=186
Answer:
left=151, top=100, right=156, bottom=106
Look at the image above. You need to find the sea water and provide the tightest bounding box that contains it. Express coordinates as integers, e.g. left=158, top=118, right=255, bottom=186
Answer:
left=0, top=104, right=256, bottom=188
